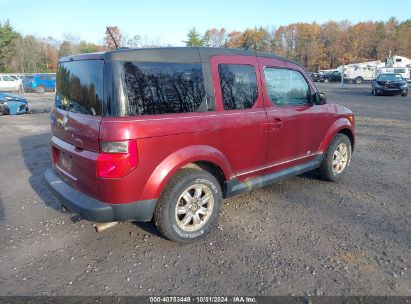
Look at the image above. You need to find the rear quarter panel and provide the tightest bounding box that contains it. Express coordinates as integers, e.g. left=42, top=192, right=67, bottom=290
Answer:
left=98, top=113, right=234, bottom=203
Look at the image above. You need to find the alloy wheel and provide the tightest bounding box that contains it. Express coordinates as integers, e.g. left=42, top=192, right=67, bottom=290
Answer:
left=175, top=183, right=214, bottom=232
left=332, top=143, right=349, bottom=174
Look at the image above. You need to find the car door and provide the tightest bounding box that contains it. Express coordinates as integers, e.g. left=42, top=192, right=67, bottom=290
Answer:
left=332, top=71, right=341, bottom=81
left=43, top=75, right=52, bottom=90
left=258, top=57, right=325, bottom=172
left=210, top=55, right=268, bottom=180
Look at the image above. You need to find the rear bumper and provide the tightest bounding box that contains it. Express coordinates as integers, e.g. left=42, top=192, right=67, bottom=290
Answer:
left=44, top=169, right=157, bottom=223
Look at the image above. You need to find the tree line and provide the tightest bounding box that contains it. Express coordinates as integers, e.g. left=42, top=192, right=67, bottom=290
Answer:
left=1, top=18, right=410, bottom=73
left=0, top=23, right=162, bottom=73
left=186, top=18, right=411, bottom=71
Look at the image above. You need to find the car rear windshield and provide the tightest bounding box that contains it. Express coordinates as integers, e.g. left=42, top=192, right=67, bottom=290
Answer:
left=55, top=60, right=103, bottom=116
left=112, top=61, right=206, bottom=116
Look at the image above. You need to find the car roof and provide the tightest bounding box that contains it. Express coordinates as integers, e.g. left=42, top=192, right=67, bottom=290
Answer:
left=378, top=73, right=403, bottom=77
left=59, top=47, right=301, bottom=67
left=31, top=74, right=55, bottom=77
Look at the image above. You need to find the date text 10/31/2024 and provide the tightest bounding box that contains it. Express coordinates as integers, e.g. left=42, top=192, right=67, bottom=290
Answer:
left=149, top=296, right=257, bottom=303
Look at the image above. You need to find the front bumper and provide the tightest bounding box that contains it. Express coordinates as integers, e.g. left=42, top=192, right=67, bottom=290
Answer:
left=375, top=87, right=408, bottom=95
left=2, top=101, right=28, bottom=115
left=44, top=169, right=157, bottom=223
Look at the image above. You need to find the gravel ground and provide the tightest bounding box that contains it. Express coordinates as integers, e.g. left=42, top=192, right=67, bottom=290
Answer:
left=0, top=86, right=410, bottom=296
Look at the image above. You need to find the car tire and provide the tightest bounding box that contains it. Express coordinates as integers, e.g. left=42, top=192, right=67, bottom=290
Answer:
left=401, top=93, right=408, bottom=97
left=0, top=104, right=5, bottom=116
left=355, top=77, right=363, bottom=84
left=154, top=168, right=222, bottom=243
left=319, top=133, right=352, bottom=182
left=36, top=86, right=45, bottom=94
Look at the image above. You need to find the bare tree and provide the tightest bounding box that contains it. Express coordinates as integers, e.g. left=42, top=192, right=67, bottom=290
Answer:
left=122, top=34, right=142, bottom=48
left=105, top=26, right=122, bottom=50
left=203, top=28, right=228, bottom=47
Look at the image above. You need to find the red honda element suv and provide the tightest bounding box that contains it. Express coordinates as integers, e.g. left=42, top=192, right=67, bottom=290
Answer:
left=45, top=47, right=355, bottom=243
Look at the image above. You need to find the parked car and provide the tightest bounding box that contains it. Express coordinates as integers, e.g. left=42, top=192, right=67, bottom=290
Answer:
left=376, top=67, right=411, bottom=83
left=45, top=47, right=355, bottom=243
left=309, top=72, right=321, bottom=82
left=372, top=73, right=408, bottom=96
left=0, top=74, right=22, bottom=92
left=0, top=92, right=29, bottom=115
left=22, top=73, right=56, bottom=93
left=320, top=71, right=341, bottom=83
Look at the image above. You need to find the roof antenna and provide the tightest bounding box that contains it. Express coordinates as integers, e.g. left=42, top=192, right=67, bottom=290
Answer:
left=106, top=26, right=119, bottom=49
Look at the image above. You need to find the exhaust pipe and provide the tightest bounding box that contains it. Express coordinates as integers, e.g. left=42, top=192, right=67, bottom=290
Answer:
left=94, top=222, right=119, bottom=233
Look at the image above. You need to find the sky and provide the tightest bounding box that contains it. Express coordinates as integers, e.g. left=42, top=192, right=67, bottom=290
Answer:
left=1, top=0, right=410, bottom=46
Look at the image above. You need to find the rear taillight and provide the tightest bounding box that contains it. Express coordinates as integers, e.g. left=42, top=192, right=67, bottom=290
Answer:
left=97, top=140, right=138, bottom=178
left=51, top=146, right=60, bottom=165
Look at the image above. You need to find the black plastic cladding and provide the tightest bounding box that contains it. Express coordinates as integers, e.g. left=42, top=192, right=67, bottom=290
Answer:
left=59, top=47, right=304, bottom=116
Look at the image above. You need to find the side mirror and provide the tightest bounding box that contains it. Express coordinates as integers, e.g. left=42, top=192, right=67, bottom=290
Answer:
left=314, top=92, right=326, bottom=105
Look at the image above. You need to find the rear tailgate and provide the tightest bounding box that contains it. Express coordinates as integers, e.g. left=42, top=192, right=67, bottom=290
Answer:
left=50, top=59, right=104, bottom=200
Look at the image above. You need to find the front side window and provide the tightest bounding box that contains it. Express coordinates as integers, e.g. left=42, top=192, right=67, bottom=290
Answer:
left=264, top=68, right=310, bottom=106
left=55, top=60, right=104, bottom=116
left=122, top=62, right=206, bottom=116
left=3, top=75, right=14, bottom=81
left=218, top=64, right=258, bottom=110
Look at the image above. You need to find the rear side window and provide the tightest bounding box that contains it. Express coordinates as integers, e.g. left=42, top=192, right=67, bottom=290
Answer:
left=122, top=62, right=206, bottom=116
left=55, top=60, right=103, bottom=116
left=218, top=64, right=258, bottom=110
left=264, top=68, right=310, bottom=106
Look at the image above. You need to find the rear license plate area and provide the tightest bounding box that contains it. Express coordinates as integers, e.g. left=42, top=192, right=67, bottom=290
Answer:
left=58, top=152, right=72, bottom=172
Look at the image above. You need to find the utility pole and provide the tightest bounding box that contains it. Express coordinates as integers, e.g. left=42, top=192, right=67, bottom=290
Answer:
left=341, top=65, right=345, bottom=89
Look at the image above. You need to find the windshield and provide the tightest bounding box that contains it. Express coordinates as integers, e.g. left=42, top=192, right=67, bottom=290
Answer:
left=378, top=74, right=403, bottom=82
left=55, top=60, right=104, bottom=116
